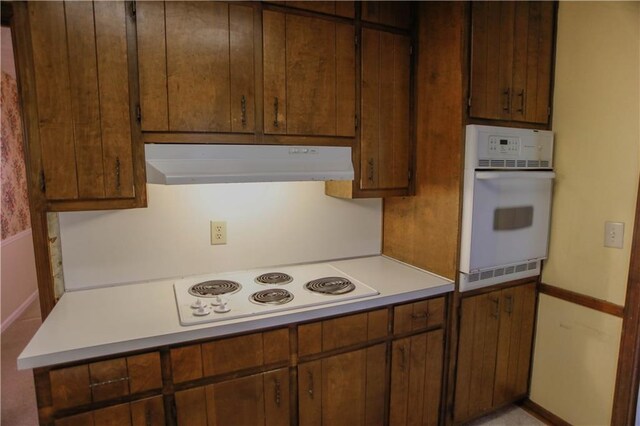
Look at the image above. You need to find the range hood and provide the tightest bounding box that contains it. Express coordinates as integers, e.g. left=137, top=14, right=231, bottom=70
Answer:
left=145, top=144, right=354, bottom=185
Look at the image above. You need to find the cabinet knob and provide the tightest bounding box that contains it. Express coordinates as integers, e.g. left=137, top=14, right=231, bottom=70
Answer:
left=307, top=371, right=314, bottom=398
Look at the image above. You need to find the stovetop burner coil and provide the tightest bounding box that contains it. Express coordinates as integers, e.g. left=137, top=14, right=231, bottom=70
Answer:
left=188, top=280, right=242, bottom=297
left=304, top=277, right=355, bottom=295
left=249, top=289, right=294, bottom=305
left=255, top=272, right=293, bottom=285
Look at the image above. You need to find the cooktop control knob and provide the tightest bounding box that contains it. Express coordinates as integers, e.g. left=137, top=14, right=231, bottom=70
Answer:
left=214, top=302, right=230, bottom=313
left=193, top=305, right=212, bottom=316
left=211, top=296, right=227, bottom=306
left=190, top=299, right=207, bottom=309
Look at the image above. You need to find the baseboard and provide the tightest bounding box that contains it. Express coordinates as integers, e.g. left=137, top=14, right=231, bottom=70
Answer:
left=1, top=290, right=38, bottom=333
left=519, top=399, right=571, bottom=426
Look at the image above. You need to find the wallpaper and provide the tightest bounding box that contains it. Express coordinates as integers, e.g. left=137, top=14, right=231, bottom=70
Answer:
left=1, top=70, right=30, bottom=240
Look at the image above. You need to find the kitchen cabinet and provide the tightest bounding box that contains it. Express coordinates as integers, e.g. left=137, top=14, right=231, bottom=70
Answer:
left=55, top=397, right=165, bottom=426
left=265, top=1, right=355, bottom=18
left=174, top=368, right=289, bottom=426
left=453, top=281, right=536, bottom=423
left=468, top=1, right=555, bottom=125
left=361, top=1, right=412, bottom=30
left=137, top=1, right=256, bottom=134
left=263, top=9, right=356, bottom=139
left=22, top=1, right=145, bottom=210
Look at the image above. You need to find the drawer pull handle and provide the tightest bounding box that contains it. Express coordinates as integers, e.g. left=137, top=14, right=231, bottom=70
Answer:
left=399, top=346, right=406, bottom=370
left=274, top=378, right=281, bottom=406
left=368, top=158, right=374, bottom=182
left=505, top=295, right=514, bottom=314
left=89, top=376, right=129, bottom=388
left=241, top=95, right=247, bottom=127
left=411, top=311, right=429, bottom=320
left=516, top=89, right=526, bottom=113
left=489, top=296, right=500, bottom=319
left=503, top=88, right=511, bottom=112
left=115, top=157, right=121, bottom=190
left=307, top=371, right=314, bottom=398
left=273, top=97, right=279, bottom=128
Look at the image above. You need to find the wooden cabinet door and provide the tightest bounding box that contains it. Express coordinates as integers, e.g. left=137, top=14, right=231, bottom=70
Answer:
left=298, top=344, right=386, bottom=425
left=360, top=28, right=411, bottom=191
left=361, top=2, right=412, bottom=30
left=137, top=1, right=255, bottom=133
left=469, top=1, right=554, bottom=124
left=453, top=290, right=502, bottom=423
left=174, top=369, right=290, bottom=426
left=27, top=1, right=137, bottom=202
left=389, top=330, right=444, bottom=426
left=493, top=282, right=537, bottom=406
left=55, top=397, right=164, bottom=426
left=263, top=11, right=355, bottom=137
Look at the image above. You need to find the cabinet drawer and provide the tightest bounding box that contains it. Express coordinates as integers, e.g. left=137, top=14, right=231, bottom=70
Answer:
left=55, top=396, right=165, bottom=426
left=50, top=352, right=162, bottom=410
left=298, top=309, right=388, bottom=357
left=393, top=297, right=445, bottom=334
left=170, top=328, right=289, bottom=383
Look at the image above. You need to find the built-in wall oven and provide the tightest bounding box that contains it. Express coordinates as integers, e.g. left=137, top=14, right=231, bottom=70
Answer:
left=459, top=125, right=555, bottom=292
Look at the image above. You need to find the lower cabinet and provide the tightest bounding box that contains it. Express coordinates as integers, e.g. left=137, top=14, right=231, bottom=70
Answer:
left=389, top=330, right=444, bottom=426
left=174, top=368, right=290, bottom=426
left=55, top=396, right=164, bottom=426
left=298, top=344, right=386, bottom=425
left=453, top=282, right=536, bottom=423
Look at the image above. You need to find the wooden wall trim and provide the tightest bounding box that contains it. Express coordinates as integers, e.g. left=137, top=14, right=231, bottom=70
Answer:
left=519, top=399, right=571, bottom=426
left=538, top=283, right=624, bottom=318
left=612, top=175, right=640, bottom=425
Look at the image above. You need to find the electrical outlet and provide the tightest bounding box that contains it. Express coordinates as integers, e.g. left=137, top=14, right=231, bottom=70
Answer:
left=211, top=221, right=227, bottom=245
left=604, top=221, right=624, bottom=249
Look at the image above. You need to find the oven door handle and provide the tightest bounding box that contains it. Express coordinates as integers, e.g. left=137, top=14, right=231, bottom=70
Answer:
left=475, top=171, right=556, bottom=180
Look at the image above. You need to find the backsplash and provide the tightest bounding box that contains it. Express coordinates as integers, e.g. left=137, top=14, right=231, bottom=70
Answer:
left=59, top=182, right=382, bottom=290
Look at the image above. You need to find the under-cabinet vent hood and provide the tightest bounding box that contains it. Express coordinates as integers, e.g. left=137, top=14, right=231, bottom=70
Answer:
left=145, top=144, right=354, bottom=185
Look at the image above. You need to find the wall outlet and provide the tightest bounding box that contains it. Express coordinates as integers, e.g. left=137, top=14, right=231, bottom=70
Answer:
left=211, top=221, right=227, bottom=245
left=604, top=221, right=624, bottom=249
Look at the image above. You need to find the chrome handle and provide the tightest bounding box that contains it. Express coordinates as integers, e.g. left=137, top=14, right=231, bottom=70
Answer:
left=307, top=371, right=314, bottom=399
left=516, top=89, right=525, bottom=113
left=505, top=295, right=514, bottom=314
left=274, top=378, right=281, bottom=406
left=115, top=157, right=121, bottom=190
left=399, top=346, right=406, bottom=370
left=241, top=95, right=247, bottom=127
left=273, top=97, right=279, bottom=128
left=90, top=376, right=129, bottom=388
left=503, top=88, right=511, bottom=112
left=489, top=296, right=500, bottom=319
left=368, top=158, right=374, bottom=182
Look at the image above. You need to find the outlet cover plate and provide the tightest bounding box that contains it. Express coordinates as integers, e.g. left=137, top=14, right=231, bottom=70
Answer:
left=604, top=221, right=624, bottom=249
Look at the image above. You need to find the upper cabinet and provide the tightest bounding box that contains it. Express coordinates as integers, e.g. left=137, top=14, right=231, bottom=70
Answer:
left=137, top=2, right=256, bottom=134
left=468, top=1, right=555, bottom=125
left=361, top=1, right=412, bottom=30
left=262, top=10, right=356, bottom=139
left=20, top=1, right=145, bottom=210
left=265, top=1, right=355, bottom=18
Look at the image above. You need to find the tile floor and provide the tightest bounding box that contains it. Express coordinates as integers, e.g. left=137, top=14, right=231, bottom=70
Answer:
left=1, top=299, right=41, bottom=426
left=469, top=405, right=546, bottom=426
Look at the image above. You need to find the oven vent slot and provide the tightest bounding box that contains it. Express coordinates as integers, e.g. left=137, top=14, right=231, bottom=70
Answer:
left=527, top=160, right=540, bottom=168
left=528, top=262, right=538, bottom=270
left=517, top=160, right=526, bottom=167
left=478, top=159, right=490, bottom=167
left=540, top=160, right=550, bottom=168
left=491, top=160, right=505, bottom=168
left=480, top=270, right=494, bottom=280
left=505, top=160, right=516, bottom=168
left=504, top=266, right=515, bottom=274
left=515, top=263, right=528, bottom=272
left=493, top=268, right=505, bottom=277
left=468, top=273, right=480, bottom=282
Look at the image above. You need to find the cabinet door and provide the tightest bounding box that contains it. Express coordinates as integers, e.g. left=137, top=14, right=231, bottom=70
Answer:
left=137, top=1, right=255, bottom=133
left=389, top=330, right=444, bottom=426
left=298, top=344, right=386, bottom=425
left=469, top=1, right=515, bottom=121
left=510, top=2, right=554, bottom=124
left=28, top=1, right=136, bottom=201
left=493, top=282, right=537, bottom=406
left=174, top=369, right=290, bottom=426
left=55, top=397, right=164, bottom=426
left=453, top=290, right=502, bottom=422
left=361, top=2, right=412, bottom=30
left=263, top=11, right=355, bottom=137
left=360, top=28, right=411, bottom=191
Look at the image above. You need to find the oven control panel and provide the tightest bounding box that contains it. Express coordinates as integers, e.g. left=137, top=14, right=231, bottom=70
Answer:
left=488, top=136, right=520, bottom=155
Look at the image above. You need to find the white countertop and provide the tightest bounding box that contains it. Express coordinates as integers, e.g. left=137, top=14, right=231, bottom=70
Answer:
left=18, top=255, right=453, bottom=369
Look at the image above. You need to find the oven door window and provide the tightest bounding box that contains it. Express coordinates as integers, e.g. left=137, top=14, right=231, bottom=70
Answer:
left=469, top=172, right=553, bottom=271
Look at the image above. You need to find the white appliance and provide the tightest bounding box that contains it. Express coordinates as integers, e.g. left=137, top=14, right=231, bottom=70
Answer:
left=459, top=125, right=555, bottom=292
left=145, top=144, right=354, bottom=184
left=174, top=262, right=379, bottom=326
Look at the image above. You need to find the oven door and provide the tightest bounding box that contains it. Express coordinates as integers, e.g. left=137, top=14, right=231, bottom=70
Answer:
left=461, top=170, right=554, bottom=273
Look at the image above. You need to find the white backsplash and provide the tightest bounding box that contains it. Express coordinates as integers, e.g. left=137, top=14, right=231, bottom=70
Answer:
left=59, top=182, right=382, bottom=291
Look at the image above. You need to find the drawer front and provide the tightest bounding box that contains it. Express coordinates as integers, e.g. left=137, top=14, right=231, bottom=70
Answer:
left=171, top=328, right=289, bottom=383
left=55, top=396, right=165, bottom=426
left=50, top=352, right=162, bottom=410
left=298, top=309, right=389, bottom=357
left=393, top=297, right=445, bottom=334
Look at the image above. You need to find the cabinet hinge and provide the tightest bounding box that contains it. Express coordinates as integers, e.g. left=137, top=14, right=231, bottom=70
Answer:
left=136, top=104, right=142, bottom=123
left=130, top=1, right=136, bottom=18
left=39, top=170, right=46, bottom=193
left=355, top=114, right=359, bottom=130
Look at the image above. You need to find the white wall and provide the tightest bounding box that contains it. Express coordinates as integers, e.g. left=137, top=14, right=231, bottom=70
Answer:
left=59, top=182, right=382, bottom=290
